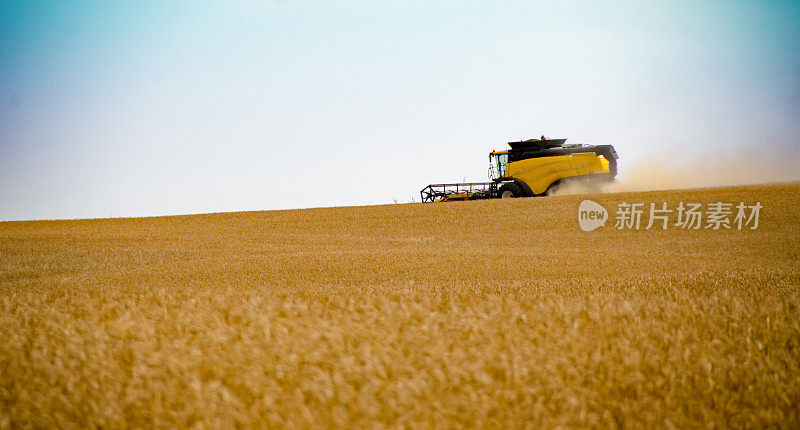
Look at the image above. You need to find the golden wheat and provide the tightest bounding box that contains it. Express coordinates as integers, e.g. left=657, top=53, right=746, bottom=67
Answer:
left=1, top=183, right=799, bottom=428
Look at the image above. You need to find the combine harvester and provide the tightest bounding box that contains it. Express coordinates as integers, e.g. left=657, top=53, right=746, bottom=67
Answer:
left=420, top=136, right=619, bottom=202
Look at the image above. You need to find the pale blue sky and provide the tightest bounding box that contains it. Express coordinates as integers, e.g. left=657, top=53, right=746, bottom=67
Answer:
left=1, top=1, right=799, bottom=220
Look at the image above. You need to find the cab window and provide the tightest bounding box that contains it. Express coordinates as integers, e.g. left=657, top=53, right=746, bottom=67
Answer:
left=495, top=153, right=508, bottom=177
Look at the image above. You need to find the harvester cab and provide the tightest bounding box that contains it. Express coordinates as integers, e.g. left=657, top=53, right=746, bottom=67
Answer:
left=489, top=151, right=508, bottom=180
left=420, top=136, right=618, bottom=202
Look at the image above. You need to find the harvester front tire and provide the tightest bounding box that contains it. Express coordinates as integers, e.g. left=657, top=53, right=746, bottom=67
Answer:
left=499, top=182, right=523, bottom=199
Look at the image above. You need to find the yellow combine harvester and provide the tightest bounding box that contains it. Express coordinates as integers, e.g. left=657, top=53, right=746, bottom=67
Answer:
left=420, top=136, right=618, bottom=202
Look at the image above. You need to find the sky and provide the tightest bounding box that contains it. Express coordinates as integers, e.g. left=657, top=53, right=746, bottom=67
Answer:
left=1, top=0, right=799, bottom=220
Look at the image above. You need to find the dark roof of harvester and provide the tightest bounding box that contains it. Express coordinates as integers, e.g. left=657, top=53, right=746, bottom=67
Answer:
left=507, top=138, right=567, bottom=150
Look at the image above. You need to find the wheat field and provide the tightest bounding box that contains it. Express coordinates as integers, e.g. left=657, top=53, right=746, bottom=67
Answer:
left=1, top=183, right=799, bottom=428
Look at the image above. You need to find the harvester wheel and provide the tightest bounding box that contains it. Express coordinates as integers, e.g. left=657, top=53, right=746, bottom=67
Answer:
left=545, top=180, right=562, bottom=196
left=499, top=182, right=523, bottom=198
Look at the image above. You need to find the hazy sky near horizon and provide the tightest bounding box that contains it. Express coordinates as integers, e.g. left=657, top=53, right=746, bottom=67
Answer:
left=1, top=1, right=799, bottom=220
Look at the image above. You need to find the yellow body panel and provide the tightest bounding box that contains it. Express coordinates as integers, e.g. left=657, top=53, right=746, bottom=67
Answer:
left=503, top=152, right=610, bottom=194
